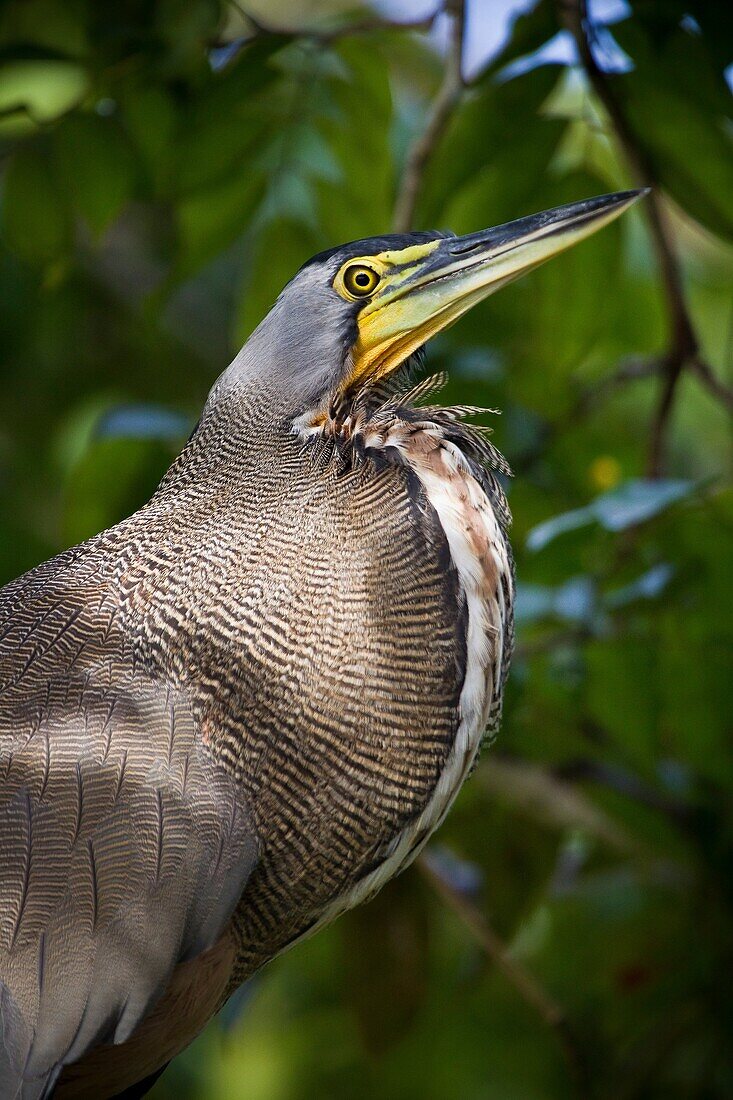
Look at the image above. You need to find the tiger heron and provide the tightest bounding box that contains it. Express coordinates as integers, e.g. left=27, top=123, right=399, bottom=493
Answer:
left=0, top=191, right=641, bottom=1098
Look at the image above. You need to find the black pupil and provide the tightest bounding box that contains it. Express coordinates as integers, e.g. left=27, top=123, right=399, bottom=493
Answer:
left=355, top=271, right=370, bottom=287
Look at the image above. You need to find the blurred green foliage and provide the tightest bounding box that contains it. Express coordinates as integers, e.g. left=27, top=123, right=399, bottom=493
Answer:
left=1, top=1, right=732, bottom=1097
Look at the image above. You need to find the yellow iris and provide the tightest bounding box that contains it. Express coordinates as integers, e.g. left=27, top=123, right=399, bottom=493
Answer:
left=339, top=263, right=382, bottom=299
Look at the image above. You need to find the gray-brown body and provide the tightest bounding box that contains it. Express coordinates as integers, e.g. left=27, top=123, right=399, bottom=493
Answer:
left=0, top=374, right=511, bottom=1097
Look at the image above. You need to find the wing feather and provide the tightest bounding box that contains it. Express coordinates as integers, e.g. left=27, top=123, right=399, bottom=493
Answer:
left=0, top=554, right=257, bottom=1098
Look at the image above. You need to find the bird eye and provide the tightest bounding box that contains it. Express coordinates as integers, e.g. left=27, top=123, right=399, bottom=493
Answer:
left=342, top=264, right=380, bottom=298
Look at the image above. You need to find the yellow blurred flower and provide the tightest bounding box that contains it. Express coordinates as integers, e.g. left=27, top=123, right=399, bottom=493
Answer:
left=589, top=455, right=622, bottom=491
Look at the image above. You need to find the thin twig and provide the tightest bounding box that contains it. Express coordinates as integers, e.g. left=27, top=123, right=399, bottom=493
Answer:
left=418, top=852, right=590, bottom=1094
left=559, top=0, right=732, bottom=477
left=689, top=356, right=733, bottom=413
left=392, top=0, right=466, bottom=233
left=646, top=352, right=685, bottom=477
left=568, top=356, right=662, bottom=420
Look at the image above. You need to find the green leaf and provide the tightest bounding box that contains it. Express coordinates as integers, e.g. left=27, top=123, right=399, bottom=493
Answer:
left=174, top=37, right=283, bottom=195
left=606, top=563, right=674, bottom=609
left=0, top=61, right=89, bottom=136
left=53, top=113, right=137, bottom=234
left=1, top=143, right=72, bottom=264
left=0, top=0, right=90, bottom=57
left=610, top=19, right=733, bottom=239
left=174, top=106, right=268, bottom=197
left=315, top=39, right=394, bottom=239
left=177, top=167, right=265, bottom=278
left=526, top=479, right=697, bottom=550
left=122, top=87, right=177, bottom=197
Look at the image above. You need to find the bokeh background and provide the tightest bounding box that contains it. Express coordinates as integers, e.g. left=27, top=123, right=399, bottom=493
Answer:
left=1, top=1, right=732, bottom=1096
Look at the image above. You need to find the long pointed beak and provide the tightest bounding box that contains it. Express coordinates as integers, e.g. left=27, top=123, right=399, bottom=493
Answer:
left=351, top=190, right=647, bottom=386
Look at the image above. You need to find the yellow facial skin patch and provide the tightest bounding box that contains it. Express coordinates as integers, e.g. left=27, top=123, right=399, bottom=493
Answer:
left=333, top=241, right=441, bottom=304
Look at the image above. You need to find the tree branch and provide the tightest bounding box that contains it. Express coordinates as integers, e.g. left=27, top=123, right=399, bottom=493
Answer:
left=560, top=0, right=730, bottom=477
left=418, top=851, right=590, bottom=1094
left=392, top=0, right=466, bottom=233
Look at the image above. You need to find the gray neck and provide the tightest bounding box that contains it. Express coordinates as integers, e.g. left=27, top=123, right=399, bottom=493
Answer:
left=211, top=277, right=354, bottom=420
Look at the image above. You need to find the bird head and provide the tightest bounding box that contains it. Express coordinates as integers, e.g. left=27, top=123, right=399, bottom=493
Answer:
left=221, top=190, right=645, bottom=422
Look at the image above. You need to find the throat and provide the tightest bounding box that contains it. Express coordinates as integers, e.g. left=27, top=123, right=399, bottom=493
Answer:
left=293, top=369, right=513, bottom=531
left=292, top=355, right=423, bottom=441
